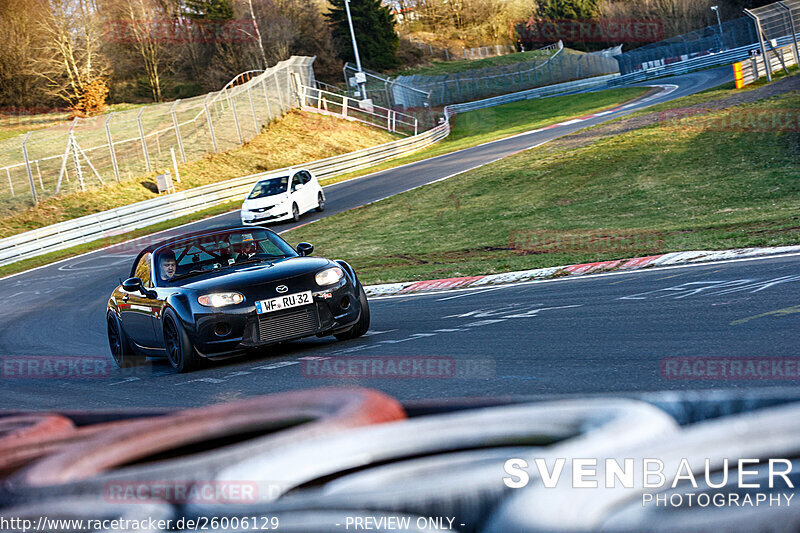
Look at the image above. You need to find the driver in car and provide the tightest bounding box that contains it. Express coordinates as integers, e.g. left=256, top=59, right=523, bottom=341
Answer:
left=236, top=241, right=259, bottom=261
left=159, top=251, right=177, bottom=280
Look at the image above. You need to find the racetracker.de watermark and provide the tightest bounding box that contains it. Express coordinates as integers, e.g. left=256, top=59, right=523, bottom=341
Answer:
left=301, top=356, right=494, bottom=379
left=1, top=356, right=111, bottom=379
left=659, top=108, right=800, bottom=132
left=515, top=18, right=663, bottom=44
left=0, top=106, right=69, bottom=127
left=104, top=481, right=261, bottom=504
left=104, top=19, right=258, bottom=44
left=509, top=229, right=664, bottom=255
left=661, top=357, right=800, bottom=380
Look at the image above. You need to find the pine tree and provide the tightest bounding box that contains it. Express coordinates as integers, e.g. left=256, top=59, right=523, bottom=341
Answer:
left=542, top=0, right=600, bottom=20
left=183, top=0, right=234, bottom=20
left=326, top=0, right=399, bottom=71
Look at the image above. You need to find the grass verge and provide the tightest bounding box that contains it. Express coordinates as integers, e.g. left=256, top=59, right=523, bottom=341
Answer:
left=392, top=48, right=568, bottom=77
left=322, top=86, right=649, bottom=186
left=0, top=86, right=690, bottom=278
left=287, top=91, right=800, bottom=285
left=0, top=103, right=159, bottom=142
left=0, top=111, right=397, bottom=238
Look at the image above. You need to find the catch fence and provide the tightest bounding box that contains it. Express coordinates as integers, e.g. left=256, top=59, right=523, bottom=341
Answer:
left=0, top=57, right=316, bottom=210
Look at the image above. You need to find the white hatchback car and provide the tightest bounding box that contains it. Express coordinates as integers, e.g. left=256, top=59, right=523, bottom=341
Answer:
left=240, top=169, right=325, bottom=225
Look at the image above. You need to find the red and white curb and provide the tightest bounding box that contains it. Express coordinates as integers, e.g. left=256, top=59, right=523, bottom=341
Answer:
left=363, top=245, right=800, bottom=297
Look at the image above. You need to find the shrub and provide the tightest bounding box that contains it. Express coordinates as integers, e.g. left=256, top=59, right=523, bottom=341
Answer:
left=73, top=79, right=109, bottom=117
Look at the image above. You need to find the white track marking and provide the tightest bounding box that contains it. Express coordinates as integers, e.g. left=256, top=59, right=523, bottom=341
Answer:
left=108, top=377, right=141, bottom=386
left=252, top=361, right=299, bottom=370
left=437, top=287, right=505, bottom=301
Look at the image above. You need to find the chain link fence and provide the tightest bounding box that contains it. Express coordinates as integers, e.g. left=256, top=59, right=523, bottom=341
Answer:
left=615, top=17, right=760, bottom=75
left=344, top=43, right=619, bottom=110
left=0, top=56, right=316, bottom=212
left=746, top=0, right=800, bottom=81
left=390, top=45, right=620, bottom=108
left=406, top=38, right=518, bottom=61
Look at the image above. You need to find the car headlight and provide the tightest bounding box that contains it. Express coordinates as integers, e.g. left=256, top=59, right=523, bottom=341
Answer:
left=198, top=292, right=245, bottom=307
left=315, top=267, right=344, bottom=286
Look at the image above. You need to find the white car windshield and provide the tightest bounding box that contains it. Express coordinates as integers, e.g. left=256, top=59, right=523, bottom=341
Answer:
left=248, top=176, right=289, bottom=199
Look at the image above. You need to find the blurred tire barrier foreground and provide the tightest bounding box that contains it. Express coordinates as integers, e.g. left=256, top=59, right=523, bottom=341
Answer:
left=2, top=388, right=800, bottom=532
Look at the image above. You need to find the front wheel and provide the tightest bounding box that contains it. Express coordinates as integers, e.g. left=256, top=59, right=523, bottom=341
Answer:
left=316, top=192, right=325, bottom=212
left=163, top=310, right=199, bottom=373
left=334, top=284, right=370, bottom=340
left=107, top=312, right=145, bottom=368
left=291, top=203, right=300, bottom=222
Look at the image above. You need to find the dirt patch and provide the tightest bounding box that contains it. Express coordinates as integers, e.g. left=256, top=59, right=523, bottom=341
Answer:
left=547, top=74, right=800, bottom=152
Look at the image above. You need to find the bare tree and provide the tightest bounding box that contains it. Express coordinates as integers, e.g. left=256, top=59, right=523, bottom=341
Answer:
left=118, top=0, right=173, bottom=102
left=33, top=0, right=109, bottom=108
left=0, top=0, right=50, bottom=107
left=602, top=0, right=715, bottom=38
left=246, top=0, right=269, bottom=68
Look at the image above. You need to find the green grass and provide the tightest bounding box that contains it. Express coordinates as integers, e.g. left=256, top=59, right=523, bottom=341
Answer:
left=0, top=103, right=154, bottom=143
left=0, top=87, right=652, bottom=278
left=287, top=91, right=800, bottom=285
left=0, top=111, right=71, bottom=142
left=394, top=49, right=563, bottom=77
left=0, top=111, right=397, bottom=239
left=322, top=86, right=649, bottom=186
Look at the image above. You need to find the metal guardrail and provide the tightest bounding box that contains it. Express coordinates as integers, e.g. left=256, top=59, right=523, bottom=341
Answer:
left=0, top=70, right=629, bottom=268
left=0, top=118, right=449, bottom=268
left=609, top=33, right=800, bottom=86
left=447, top=73, right=620, bottom=114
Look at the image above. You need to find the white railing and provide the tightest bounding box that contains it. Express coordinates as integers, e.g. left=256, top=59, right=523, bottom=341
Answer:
left=300, top=87, right=419, bottom=136
left=738, top=42, right=798, bottom=85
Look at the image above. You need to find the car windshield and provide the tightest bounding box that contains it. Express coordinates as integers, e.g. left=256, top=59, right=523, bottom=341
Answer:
left=248, top=176, right=289, bottom=199
left=154, top=228, right=297, bottom=284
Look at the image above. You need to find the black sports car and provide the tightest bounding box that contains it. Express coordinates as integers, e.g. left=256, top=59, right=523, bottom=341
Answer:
left=106, top=226, right=370, bottom=372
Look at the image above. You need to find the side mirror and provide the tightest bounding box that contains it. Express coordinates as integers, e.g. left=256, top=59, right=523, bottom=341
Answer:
left=296, top=242, right=314, bottom=256
left=294, top=183, right=304, bottom=191
left=122, top=277, right=144, bottom=293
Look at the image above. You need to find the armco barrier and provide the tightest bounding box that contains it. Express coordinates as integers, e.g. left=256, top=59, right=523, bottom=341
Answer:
left=0, top=72, right=622, bottom=268
left=0, top=118, right=449, bottom=267
left=609, top=33, right=800, bottom=86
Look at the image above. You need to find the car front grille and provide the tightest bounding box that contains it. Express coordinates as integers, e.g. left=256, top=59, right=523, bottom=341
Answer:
left=257, top=305, right=320, bottom=344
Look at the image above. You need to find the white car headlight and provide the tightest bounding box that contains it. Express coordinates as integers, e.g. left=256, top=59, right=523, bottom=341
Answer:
left=315, top=267, right=344, bottom=286
left=198, top=292, right=245, bottom=307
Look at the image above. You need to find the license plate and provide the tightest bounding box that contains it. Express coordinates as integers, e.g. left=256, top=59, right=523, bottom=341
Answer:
left=255, top=291, right=312, bottom=314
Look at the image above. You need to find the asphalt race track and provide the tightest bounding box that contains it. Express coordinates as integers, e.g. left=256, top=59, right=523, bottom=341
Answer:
left=6, top=65, right=793, bottom=411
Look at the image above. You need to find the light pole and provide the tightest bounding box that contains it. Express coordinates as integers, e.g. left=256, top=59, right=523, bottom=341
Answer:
left=711, top=6, right=724, bottom=50
left=344, top=0, right=367, bottom=100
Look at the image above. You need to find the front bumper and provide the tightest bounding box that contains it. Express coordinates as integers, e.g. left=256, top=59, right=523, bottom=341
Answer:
left=191, top=281, right=360, bottom=358
left=241, top=208, right=291, bottom=224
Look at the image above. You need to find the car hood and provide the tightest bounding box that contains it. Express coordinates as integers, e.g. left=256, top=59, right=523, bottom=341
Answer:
left=175, top=256, right=335, bottom=292
left=243, top=194, right=289, bottom=210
